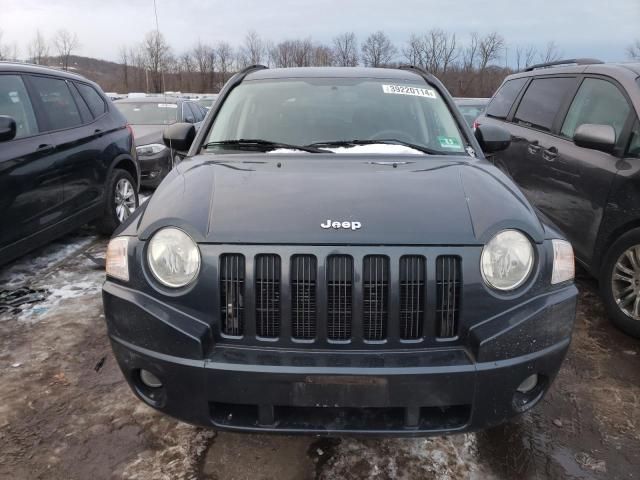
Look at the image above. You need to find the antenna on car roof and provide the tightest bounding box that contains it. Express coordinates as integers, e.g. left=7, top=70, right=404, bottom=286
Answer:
left=524, top=58, right=604, bottom=71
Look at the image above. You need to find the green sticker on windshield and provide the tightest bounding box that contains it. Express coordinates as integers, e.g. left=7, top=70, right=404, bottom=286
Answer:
left=437, top=136, right=462, bottom=149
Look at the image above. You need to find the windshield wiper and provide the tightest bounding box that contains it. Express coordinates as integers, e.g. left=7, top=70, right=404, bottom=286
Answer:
left=203, top=139, right=332, bottom=154
left=308, top=139, right=442, bottom=155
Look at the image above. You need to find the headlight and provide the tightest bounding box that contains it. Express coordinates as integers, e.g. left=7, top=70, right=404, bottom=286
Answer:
left=551, top=239, right=575, bottom=284
left=481, top=230, right=534, bottom=291
left=136, top=143, right=167, bottom=157
left=106, top=237, right=129, bottom=281
left=147, top=228, right=200, bottom=288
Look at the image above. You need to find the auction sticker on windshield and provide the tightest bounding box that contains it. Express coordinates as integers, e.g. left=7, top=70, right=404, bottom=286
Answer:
left=158, top=103, right=178, bottom=108
left=382, top=85, right=437, bottom=98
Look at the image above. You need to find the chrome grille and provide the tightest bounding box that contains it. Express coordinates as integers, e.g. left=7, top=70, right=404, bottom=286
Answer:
left=363, top=255, right=389, bottom=340
left=220, top=254, right=245, bottom=336
left=327, top=255, right=353, bottom=340
left=255, top=254, right=281, bottom=338
left=291, top=255, right=317, bottom=340
left=399, top=255, right=425, bottom=340
left=436, top=256, right=461, bottom=338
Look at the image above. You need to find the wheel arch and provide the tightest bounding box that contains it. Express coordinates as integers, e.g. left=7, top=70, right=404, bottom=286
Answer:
left=109, top=154, right=140, bottom=191
left=596, top=219, right=640, bottom=276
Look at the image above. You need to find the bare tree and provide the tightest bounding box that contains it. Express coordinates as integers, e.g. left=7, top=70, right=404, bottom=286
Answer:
left=192, top=41, right=215, bottom=91
left=119, top=46, right=130, bottom=90
left=515, top=45, right=538, bottom=71
left=143, top=31, right=171, bottom=92
left=361, top=31, right=397, bottom=67
left=311, top=44, right=334, bottom=66
left=539, top=41, right=562, bottom=63
left=53, top=29, right=79, bottom=70
left=179, top=51, right=195, bottom=91
left=333, top=32, right=358, bottom=66
left=28, top=29, right=49, bottom=65
left=478, top=32, right=505, bottom=71
left=240, top=30, right=265, bottom=66
left=216, top=41, right=234, bottom=87
left=626, top=40, right=640, bottom=60
left=402, top=34, right=424, bottom=66
left=462, top=32, right=480, bottom=71
left=291, top=39, right=313, bottom=67
left=0, top=30, right=18, bottom=61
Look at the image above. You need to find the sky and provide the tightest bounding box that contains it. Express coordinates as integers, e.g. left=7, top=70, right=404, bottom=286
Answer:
left=1, top=0, right=638, bottom=65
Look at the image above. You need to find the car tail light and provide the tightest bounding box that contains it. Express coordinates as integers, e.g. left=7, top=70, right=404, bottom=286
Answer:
left=126, top=123, right=134, bottom=139
left=472, top=119, right=480, bottom=131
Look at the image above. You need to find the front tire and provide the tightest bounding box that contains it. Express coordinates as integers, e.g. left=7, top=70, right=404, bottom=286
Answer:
left=95, top=169, right=139, bottom=236
left=600, top=228, right=640, bottom=338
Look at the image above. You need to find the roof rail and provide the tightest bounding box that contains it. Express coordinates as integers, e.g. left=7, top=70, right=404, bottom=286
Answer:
left=238, top=64, right=268, bottom=75
left=524, top=58, right=603, bottom=71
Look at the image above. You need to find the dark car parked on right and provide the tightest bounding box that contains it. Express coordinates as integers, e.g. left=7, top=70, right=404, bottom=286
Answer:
left=478, top=59, right=640, bottom=337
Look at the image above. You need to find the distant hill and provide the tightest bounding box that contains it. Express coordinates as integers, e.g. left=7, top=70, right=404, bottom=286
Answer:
left=37, top=55, right=219, bottom=94
left=41, top=55, right=139, bottom=92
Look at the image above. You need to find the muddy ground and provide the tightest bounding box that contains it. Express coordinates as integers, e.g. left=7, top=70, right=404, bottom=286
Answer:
left=1, top=227, right=639, bottom=479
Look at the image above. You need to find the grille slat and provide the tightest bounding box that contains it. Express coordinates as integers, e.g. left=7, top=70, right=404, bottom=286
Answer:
left=220, top=254, right=245, bottom=336
left=327, top=255, right=353, bottom=340
left=400, top=256, right=425, bottom=339
left=255, top=254, right=281, bottom=338
left=291, top=255, right=317, bottom=339
left=217, top=252, right=462, bottom=344
left=436, top=256, right=461, bottom=338
left=363, top=256, right=389, bottom=340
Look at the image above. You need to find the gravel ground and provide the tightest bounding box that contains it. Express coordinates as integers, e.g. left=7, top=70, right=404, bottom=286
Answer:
left=1, top=228, right=639, bottom=479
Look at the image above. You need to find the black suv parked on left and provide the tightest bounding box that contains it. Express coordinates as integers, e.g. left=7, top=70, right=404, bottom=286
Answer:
left=0, top=63, right=140, bottom=265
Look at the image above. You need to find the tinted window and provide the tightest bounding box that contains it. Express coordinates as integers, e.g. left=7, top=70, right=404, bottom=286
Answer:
left=115, top=101, right=178, bottom=125
left=183, top=103, right=196, bottom=123
left=69, top=83, right=93, bottom=122
left=29, top=76, right=82, bottom=130
left=628, top=120, right=640, bottom=158
left=457, top=103, right=487, bottom=127
left=207, top=78, right=466, bottom=155
left=560, top=78, right=630, bottom=140
left=514, top=77, right=576, bottom=132
left=76, top=82, right=106, bottom=118
left=187, top=103, right=201, bottom=122
left=0, top=75, right=38, bottom=138
left=486, top=78, right=527, bottom=119
left=196, top=104, right=206, bottom=120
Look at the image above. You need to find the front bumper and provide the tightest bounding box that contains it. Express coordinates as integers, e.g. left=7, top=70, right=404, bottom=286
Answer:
left=138, top=149, right=172, bottom=188
left=103, top=281, right=577, bottom=436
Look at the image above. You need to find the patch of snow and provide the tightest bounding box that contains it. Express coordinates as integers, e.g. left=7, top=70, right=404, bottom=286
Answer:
left=0, top=231, right=96, bottom=288
left=326, top=144, right=425, bottom=155
left=267, top=144, right=426, bottom=155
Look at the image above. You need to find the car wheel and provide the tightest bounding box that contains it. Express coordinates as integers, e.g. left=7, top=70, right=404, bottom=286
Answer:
left=95, top=169, right=139, bottom=235
left=600, top=228, right=640, bottom=338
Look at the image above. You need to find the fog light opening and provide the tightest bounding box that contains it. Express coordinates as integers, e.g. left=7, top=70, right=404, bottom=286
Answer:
left=139, top=369, right=163, bottom=388
left=516, top=374, right=538, bottom=394
left=513, top=373, right=547, bottom=413
left=133, top=369, right=167, bottom=408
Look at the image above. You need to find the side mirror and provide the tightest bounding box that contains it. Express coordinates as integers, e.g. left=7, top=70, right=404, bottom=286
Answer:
left=0, top=115, right=17, bottom=142
left=573, top=124, right=615, bottom=153
left=163, top=123, right=196, bottom=152
left=474, top=124, right=511, bottom=153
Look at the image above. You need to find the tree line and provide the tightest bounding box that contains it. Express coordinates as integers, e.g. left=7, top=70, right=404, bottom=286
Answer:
left=1, top=27, right=639, bottom=97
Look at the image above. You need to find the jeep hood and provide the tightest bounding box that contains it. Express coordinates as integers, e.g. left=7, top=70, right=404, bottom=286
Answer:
left=137, top=154, right=544, bottom=245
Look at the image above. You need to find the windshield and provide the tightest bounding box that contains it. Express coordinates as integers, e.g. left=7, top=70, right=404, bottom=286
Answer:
left=205, top=78, right=467, bottom=155
left=116, top=102, right=178, bottom=125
